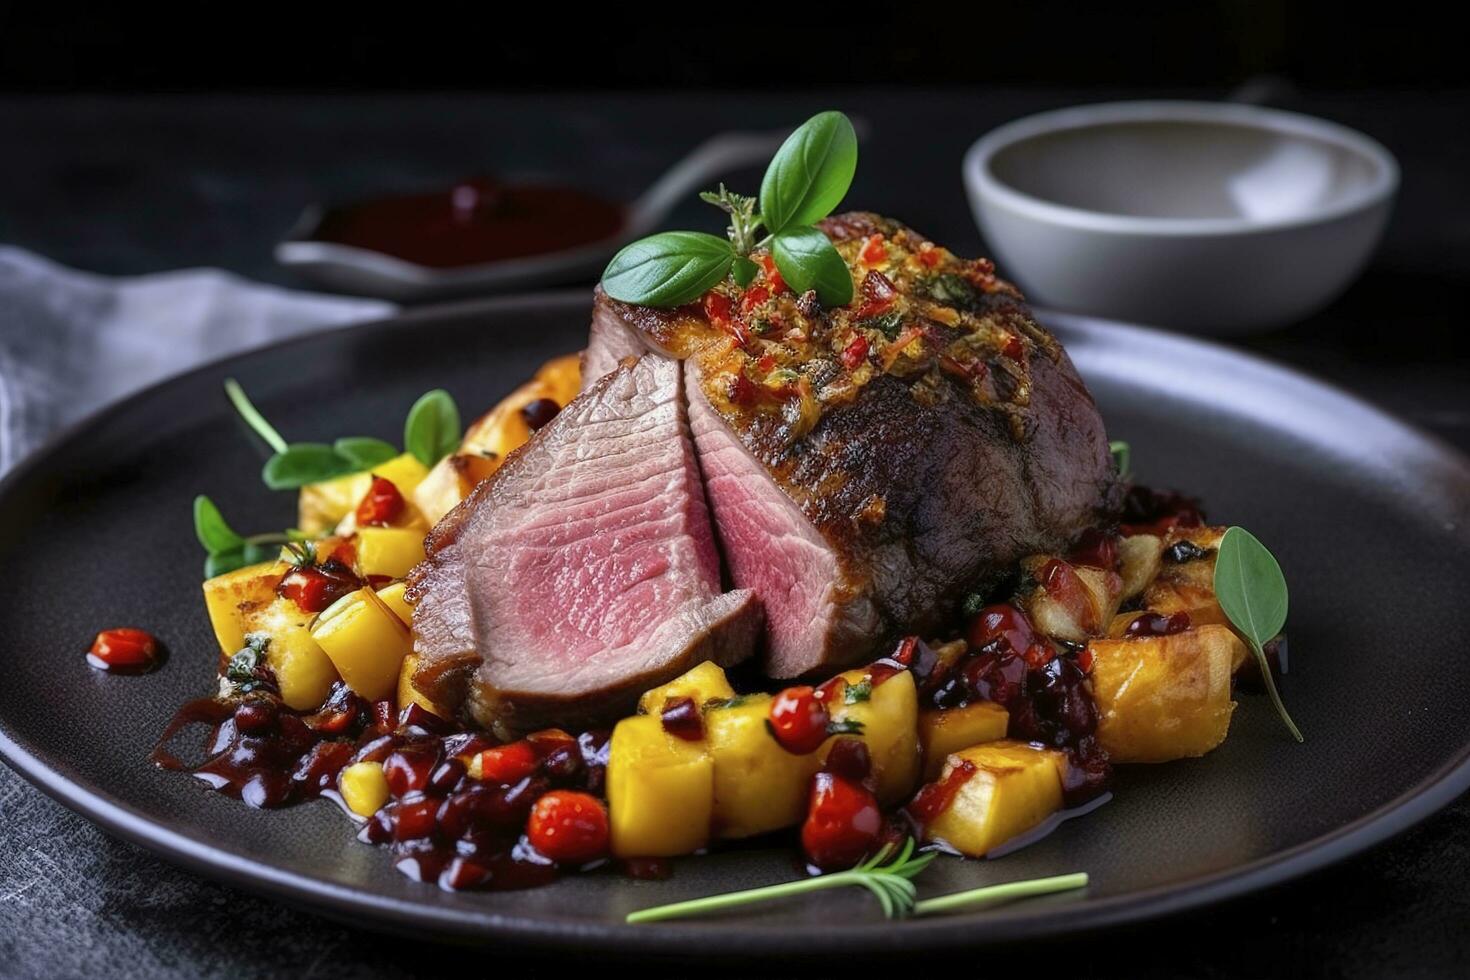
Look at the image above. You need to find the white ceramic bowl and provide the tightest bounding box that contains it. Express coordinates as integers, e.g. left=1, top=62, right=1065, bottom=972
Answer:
left=963, top=101, right=1398, bottom=335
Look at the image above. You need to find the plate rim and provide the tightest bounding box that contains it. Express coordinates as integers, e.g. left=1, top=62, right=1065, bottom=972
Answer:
left=3, top=289, right=1469, bottom=954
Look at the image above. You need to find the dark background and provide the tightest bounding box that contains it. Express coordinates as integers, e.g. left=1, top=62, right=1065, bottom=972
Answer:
left=0, top=2, right=1464, bottom=92
left=2, top=5, right=1469, bottom=979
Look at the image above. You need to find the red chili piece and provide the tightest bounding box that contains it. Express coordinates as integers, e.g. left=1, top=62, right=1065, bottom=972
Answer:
left=526, top=790, right=609, bottom=863
left=87, top=628, right=158, bottom=671
left=476, top=742, right=539, bottom=783
left=860, top=234, right=886, bottom=264
left=801, top=771, right=882, bottom=871
left=841, top=334, right=870, bottom=369
left=355, top=475, right=406, bottom=527
left=757, top=253, right=787, bottom=293
left=767, top=685, right=831, bottom=755
left=277, top=561, right=362, bottom=614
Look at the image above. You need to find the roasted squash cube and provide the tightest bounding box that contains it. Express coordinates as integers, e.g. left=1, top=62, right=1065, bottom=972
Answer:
left=920, top=741, right=1065, bottom=858
left=298, top=472, right=372, bottom=536
left=310, top=587, right=413, bottom=701
left=705, top=694, right=818, bottom=838
left=819, top=669, right=921, bottom=804
left=1118, top=533, right=1164, bottom=600
left=1020, top=557, right=1122, bottom=643
left=1088, top=625, right=1242, bottom=763
left=637, top=660, right=736, bottom=714
left=411, top=452, right=499, bottom=527
left=918, top=702, right=1011, bottom=780
left=607, top=714, right=714, bottom=857
left=375, top=580, right=414, bottom=626
left=202, top=560, right=288, bottom=655
left=535, top=353, right=582, bottom=405
left=251, top=595, right=339, bottom=711
left=355, top=527, right=427, bottom=580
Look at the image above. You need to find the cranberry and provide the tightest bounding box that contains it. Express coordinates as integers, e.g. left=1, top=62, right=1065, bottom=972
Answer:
left=393, top=848, right=449, bottom=883
left=240, top=770, right=291, bottom=809
left=355, top=475, right=407, bottom=527
left=232, top=700, right=278, bottom=736
left=1069, top=529, right=1119, bottom=570
left=960, top=650, right=1028, bottom=706
left=397, top=702, right=452, bottom=736
left=427, top=758, right=467, bottom=795
left=1119, top=486, right=1206, bottom=536
left=305, top=682, right=365, bottom=734
left=540, top=742, right=584, bottom=783
left=439, top=855, right=494, bottom=891
left=358, top=809, right=393, bottom=844
left=475, top=742, right=538, bottom=784
left=1165, top=540, right=1211, bottom=563
left=966, top=604, right=1037, bottom=658
left=823, top=738, right=873, bottom=784
left=292, top=740, right=352, bottom=793
left=87, top=627, right=159, bottom=672
left=352, top=733, right=398, bottom=765
left=802, top=772, right=882, bottom=871
left=767, top=686, right=831, bottom=755
left=393, top=797, right=440, bottom=841
left=383, top=747, right=439, bottom=798
left=1059, top=737, right=1112, bottom=806
left=1124, top=611, right=1192, bottom=638
left=1041, top=559, right=1097, bottom=633
left=519, top=398, right=561, bottom=431
left=526, top=791, right=609, bottom=864
left=436, top=784, right=530, bottom=837
left=659, top=696, right=705, bottom=741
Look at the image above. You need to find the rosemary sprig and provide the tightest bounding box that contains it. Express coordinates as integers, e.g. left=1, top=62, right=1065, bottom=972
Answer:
left=625, top=839, right=933, bottom=924
left=912, top=872, right=1089, bottom=917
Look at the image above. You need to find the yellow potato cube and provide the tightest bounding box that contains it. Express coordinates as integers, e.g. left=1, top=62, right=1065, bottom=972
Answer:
left=202, top=560, right=287, bottom=655
left=310, top=587, right=413, bottom=701
left=411, top=452, right=499, bottom=527
left=706, top=694, right=818, bottom=839
left=607, top=714, right=714, bottom=857
left=1118, top=533, right=1164, bottom=600
left=819, top=669, right=921, bottom=805
left=1020, top=557, right=1122, bottom=644
left=637, top=660, right=736, bottom=714
left=298, top=472, right=372, bottom=536
left=375, top=580, right=414, bottom=626
left=1089, top=625, right=1242, bottom=763
left=368, top=452, right=430, bottom=500
left=251, top=595, right=339, bottom=711
left=339, top=761, right=390, bottom=817
left=918, top=702, right=1011, bottom=780
left=920, top=740, right=1065, bottom=858
left=355, top=527, right=427, bottom=580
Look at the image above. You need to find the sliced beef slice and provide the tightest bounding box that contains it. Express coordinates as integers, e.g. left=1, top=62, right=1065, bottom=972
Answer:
left=406, top=354, right=762, bottom=733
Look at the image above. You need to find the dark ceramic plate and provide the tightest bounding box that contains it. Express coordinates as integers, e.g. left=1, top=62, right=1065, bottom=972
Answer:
left=2, top=293, right=1469, bottom=956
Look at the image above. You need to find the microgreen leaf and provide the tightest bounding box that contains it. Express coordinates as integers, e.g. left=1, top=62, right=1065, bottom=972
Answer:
left=626, top=838, right=933, bottom=924
left=404, top=389, right=462, bottom=468
left=204, top=548, right=247, bottom=579
left=772, top=225, right=853, bottom=307
left=759, top=110, right=858, bottom=234
left=843, top=679, right=873, bottom=704
left=1109, top=440, right=1131, bottom=479
left=194, top=495, right=244, bottom=554
left=731, top=254, right=759, bottom=288
left=262, top=443, right=356, bottom=490
left=1214, top=526, right=1302, bottom=742
left=223, top=378, right=288, bottom=455
left=334, top=436, right=398, bottom=470
left=601, top=232, right=736, bottom=307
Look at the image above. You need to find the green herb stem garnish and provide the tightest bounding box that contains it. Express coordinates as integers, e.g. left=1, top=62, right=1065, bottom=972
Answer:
left=625, top=839, right=933, bottom=923
left=911, top=872, right=1089, bottom=917
left=223, top=379, right=460, bottom=489
left=193, top=494, right=299, bottom=578
left=602, top=111, right=858, bottom=309
left=1109, top=440, right=1131, bottom=480
left=1214, top=526, right=1303, bottom=742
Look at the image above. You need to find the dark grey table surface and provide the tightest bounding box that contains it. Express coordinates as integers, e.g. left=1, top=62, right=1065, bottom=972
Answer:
left=1, top=89, right=1467, bottom=979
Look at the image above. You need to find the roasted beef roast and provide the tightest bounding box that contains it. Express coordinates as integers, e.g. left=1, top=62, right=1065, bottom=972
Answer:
left=407, top=355, right=762, bottom=734
left=585, top=212, right=1119, bottom=677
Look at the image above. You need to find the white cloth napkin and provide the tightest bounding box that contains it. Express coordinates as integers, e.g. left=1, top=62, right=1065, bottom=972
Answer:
left=0, top=247, right=395, bottom=472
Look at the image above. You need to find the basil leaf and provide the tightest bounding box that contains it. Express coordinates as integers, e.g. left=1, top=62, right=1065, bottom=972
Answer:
left=1214, top=526, right=1302, bottom=742
left=731, top=254, right=759, bottom=288
left=334, top=436, right=398, bottom=470
left=404, top=389, right=461, bottom=468
left=205, top=548, right=248, bottom=579
left=1109, top=440, right=1131, bottom=479
left=601, top=232, right=735, bottom=307
left=759, top=110, right=858, bottom=233
left=262, top=443, right=355, bottom=490
left=772, top=226, right=853, bottom=307
left=193, top=495, right=244, bottom=554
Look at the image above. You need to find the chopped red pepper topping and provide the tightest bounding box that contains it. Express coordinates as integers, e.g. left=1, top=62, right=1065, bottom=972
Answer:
left=526, top=790, right=609, bottom=864
left=740, top=284, right=771, bottom=314
left=756, top=252, right=787, bottom=293
left=355, top=475, right=406, bottom=527
left=725, top=370, right=757, bottom=406
left=916, top=242, right=942, bottom=268
left=277, top=561, right=362, bottom=614
left=860, top=234, right=887, bottom=265
left=703, top=291, right=733, bottom=324
left=476, top=741, right=539, bottom=783
left=841, top=334, right=870, bottom=369
left=756, top=354, right=777, bottom=374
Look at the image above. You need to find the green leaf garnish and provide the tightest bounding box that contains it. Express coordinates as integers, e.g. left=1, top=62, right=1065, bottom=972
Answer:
left=194, top=495, right=244, bottom=554
left=1214, top=526, right=1303, bottom=742
left=772, top=225, right=853, bottom=307
left=602, top=232, right=736, bottom=307
left=626, top=838, right=933, bottom=924
left=334, top=436, right=399, bottom=470
left=599, top=111, right=858, bottom=309
left=758, top=109, right=858, bottom=234
left=1109, top=440, right=1131, bottom=479
left=404, top=389, right=462, bottom=468
left=261, top=442, right=356, bottom=490
left=912, top=872, right=1089, bottom=917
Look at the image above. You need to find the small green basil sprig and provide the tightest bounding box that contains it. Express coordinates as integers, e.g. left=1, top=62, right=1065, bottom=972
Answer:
left=224, top=379, right=460, bottom=490
left=1214, top=526, right=1303, bottom=742
left=601, top=111, right=858, bottom=309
